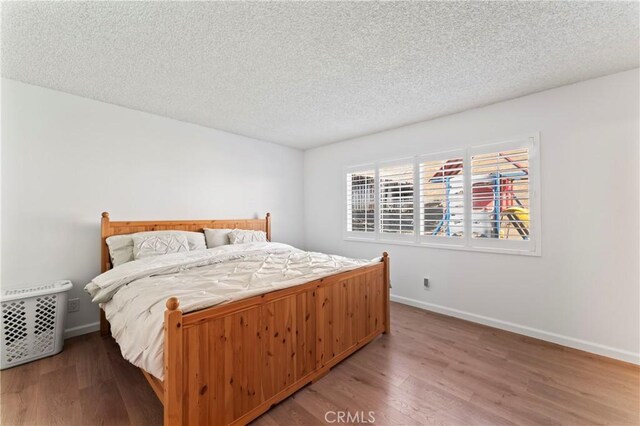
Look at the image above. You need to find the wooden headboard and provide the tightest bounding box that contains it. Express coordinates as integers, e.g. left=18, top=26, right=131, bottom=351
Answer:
left=100, top=212, right=271, bottom=273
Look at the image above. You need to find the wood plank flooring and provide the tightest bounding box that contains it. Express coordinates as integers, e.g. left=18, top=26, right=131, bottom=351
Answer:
left=1, top=302, right=638, bottom=425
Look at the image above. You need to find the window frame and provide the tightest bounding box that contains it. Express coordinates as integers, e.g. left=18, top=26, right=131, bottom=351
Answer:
left=343, top=133, right=541, bottom=256
left=468, top=136, right=540, bottom=255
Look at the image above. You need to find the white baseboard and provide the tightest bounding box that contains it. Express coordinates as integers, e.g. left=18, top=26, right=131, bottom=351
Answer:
left=64, top=321, right=100, bottom=339
left=390, top=294, right=640, bottom=365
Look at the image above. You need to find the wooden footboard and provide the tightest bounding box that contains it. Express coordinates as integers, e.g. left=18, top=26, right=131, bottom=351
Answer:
left=161, top=254, right=390, bottom=426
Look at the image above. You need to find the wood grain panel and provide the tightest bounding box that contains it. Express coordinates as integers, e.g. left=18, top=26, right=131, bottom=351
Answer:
left=181, top=307, right=266, bottom=426
left=261, top=289, right=318, bottom=400
left=262, top=297, right=297, bottom=399
left=184, top=323, right=209, bottom=426
left=317, top=268, right=385, bottom=368
left=295, top=290, right=317, bottom=378
left=232, top=308, right=263, bottom=419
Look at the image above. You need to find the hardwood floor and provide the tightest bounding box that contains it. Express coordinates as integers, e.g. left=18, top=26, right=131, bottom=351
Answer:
left=1, top=302, right=638, bottom=425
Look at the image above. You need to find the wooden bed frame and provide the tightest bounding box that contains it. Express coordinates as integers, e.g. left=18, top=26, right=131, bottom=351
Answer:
left=100, top=212, right=390, bottom=426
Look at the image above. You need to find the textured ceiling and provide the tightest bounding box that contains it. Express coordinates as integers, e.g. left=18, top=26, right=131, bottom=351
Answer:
left=2, top=2, right=638, bottom=149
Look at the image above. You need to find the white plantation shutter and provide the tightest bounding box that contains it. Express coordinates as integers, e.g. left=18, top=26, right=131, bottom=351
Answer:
left=346, top=170, right=375, bottom=233
left=419, top=156, right=464, bottom=238
left=379, top=163, right=414, bottom=235
left=471, top=147, right=531, bottom=241
left=343, top=134, right=539, bottom=255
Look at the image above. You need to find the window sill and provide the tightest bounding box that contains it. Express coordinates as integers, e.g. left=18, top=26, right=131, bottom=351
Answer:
left=344, top=236, right=541, bottom=256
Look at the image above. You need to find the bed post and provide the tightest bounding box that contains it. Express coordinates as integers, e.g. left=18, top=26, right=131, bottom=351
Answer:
left=100, top=212, right=111, bottom=336
left=164, top=297, right=183, bottom=426
left=100, top=212, right=111, bottom=272
left=265, top=212, right=272, bottom=242
left=383, top=252, right=391, bottom=334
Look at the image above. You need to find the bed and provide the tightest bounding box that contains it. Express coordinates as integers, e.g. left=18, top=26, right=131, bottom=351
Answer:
left=95, top=212, right=390, bottom=426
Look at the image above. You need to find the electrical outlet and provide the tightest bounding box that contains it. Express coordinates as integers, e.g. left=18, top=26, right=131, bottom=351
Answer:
left=68, top=298, right=80, bottom=313
left=423, top=277, right=430, bottom=289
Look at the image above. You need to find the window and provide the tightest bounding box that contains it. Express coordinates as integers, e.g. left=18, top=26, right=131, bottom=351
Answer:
left=419, top=156, right=464, bottom=239
left=346, top=170, right=375, bottom=233
left=471, top=148, right=530, bottom=241
left=344, top=134, right=540, bottom=255
left=468, top=137, right=538, bottom=253
left=379, top=163, right=414, bottom=235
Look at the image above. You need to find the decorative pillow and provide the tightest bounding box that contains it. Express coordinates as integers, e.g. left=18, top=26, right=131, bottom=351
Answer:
left=105, top=235, right=136, bottom=268
left=106, top=231, right=205, bottom=267
left=132, top=234, right=190, bottom=259
left=228, top=229, right=267, bottom=244
left=203, top=228, right=234, bottom=248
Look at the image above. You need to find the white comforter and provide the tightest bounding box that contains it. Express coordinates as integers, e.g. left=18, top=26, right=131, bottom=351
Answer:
left=85, top=242, right=375, bottom=379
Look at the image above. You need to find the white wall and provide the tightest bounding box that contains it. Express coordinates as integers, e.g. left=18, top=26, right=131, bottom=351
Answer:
left=1, top=79, right=305, bottom=336
left=304, top=69, right=640, bottom=363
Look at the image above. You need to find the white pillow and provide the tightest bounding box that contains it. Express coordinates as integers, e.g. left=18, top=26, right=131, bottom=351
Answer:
left=203, top=228, right=234, bottom=248
left=228, top=229, right=267, bottom=244
left=132, top=234, right=190, bottom=259
left=106, top=231, right=206, bottom=267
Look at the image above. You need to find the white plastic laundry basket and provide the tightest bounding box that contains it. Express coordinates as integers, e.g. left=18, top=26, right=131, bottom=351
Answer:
left=1, top=280, right=73, bottom=369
